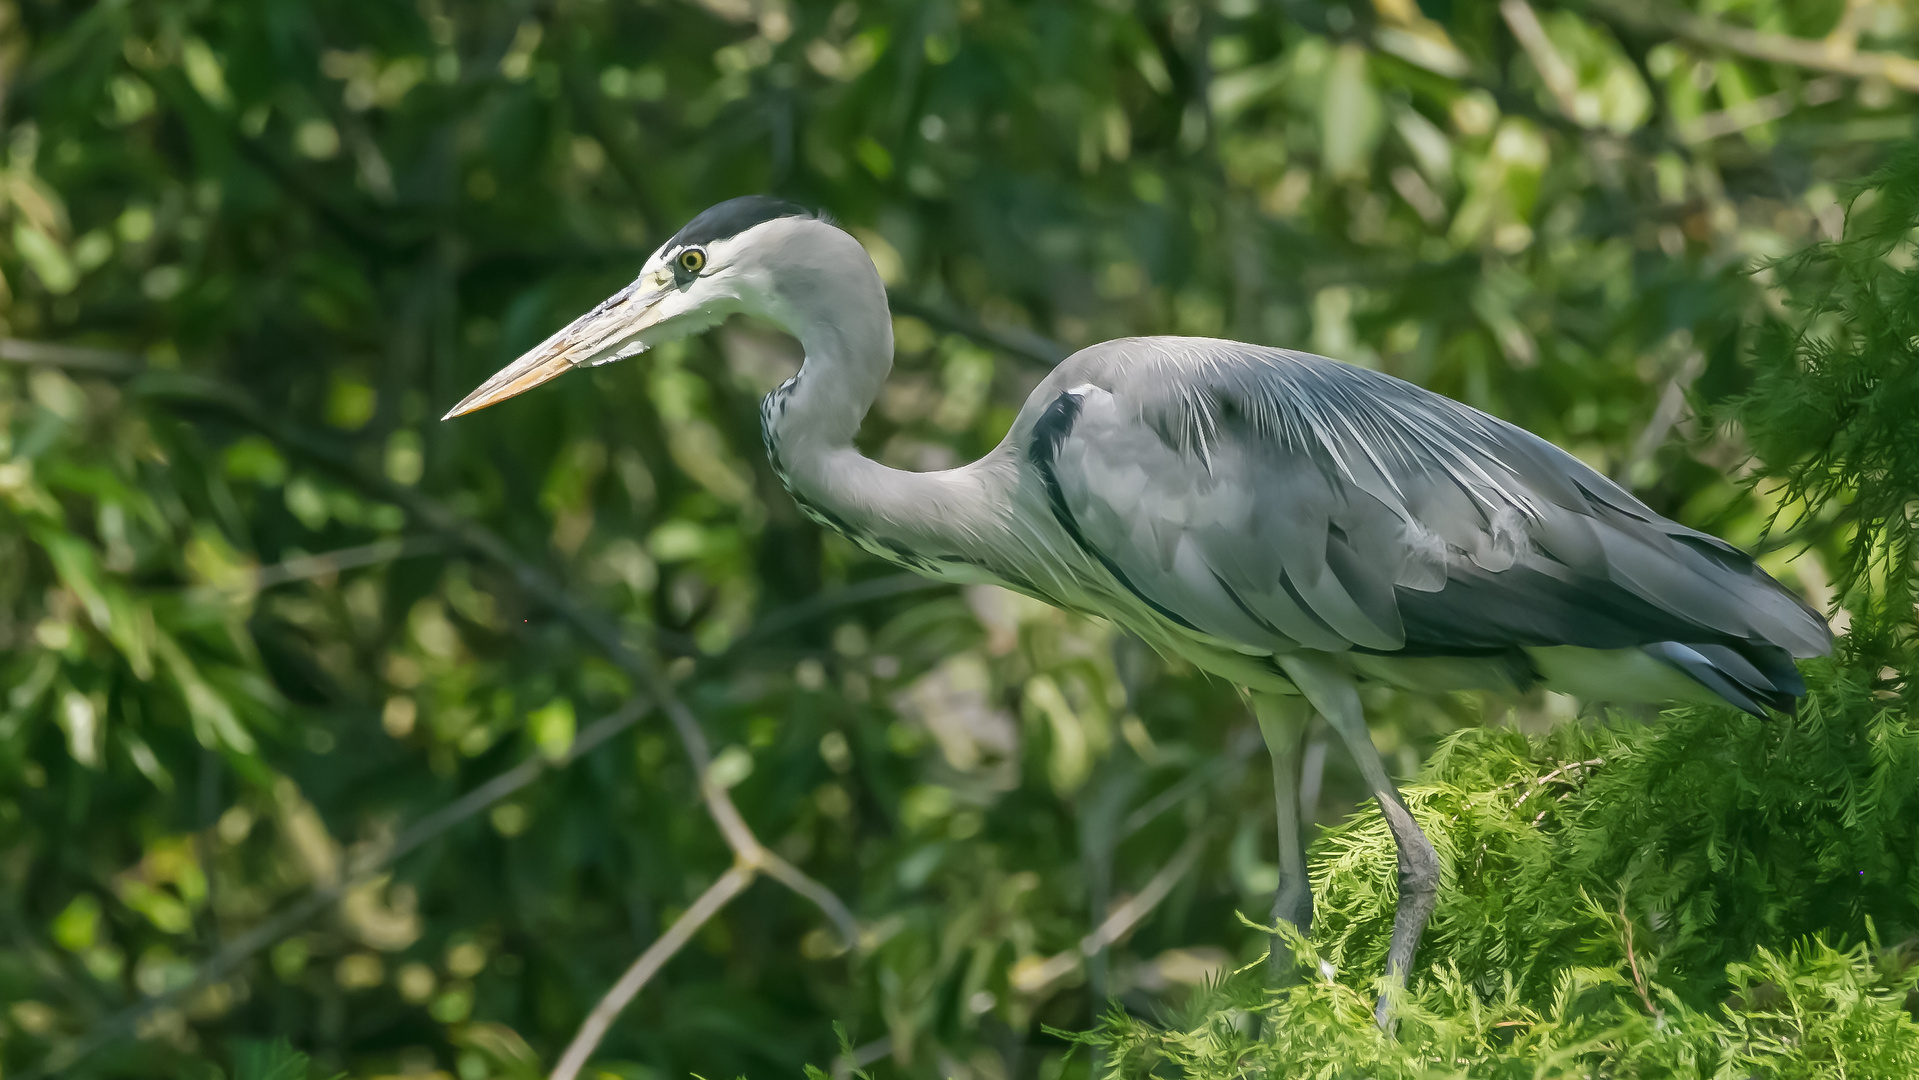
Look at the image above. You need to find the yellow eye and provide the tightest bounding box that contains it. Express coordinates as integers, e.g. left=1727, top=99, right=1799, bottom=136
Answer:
left=678, top=248, right=706, bottom=274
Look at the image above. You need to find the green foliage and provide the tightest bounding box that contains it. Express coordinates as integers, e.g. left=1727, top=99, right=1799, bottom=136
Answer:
left=1087, top=931, right=1919, bottom=1077
left=1088, top=669, right=1919, bottom=1075
left=1, top=0, right=1915, bottom=1077
left=1742, top=143, right=1919, bottom=672
left=1307, top=671, right=1919, bottom=1005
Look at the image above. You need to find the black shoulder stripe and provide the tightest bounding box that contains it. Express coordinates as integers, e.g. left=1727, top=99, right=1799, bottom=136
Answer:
left=1028, top=390, right=1201, bottom=633
left=1027, top=391, right=1087, bottom=547
left=1029, top=389, right=1084, bottom=466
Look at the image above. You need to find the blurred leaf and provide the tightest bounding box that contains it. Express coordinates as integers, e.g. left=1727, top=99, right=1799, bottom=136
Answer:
left=1319, top=44, right=1382, bottom=179
left=527, top=697, right=576, bottom=762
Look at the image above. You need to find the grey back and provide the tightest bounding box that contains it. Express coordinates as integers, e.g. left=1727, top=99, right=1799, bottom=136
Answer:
left=1026, top=337, right=1830, bottom=669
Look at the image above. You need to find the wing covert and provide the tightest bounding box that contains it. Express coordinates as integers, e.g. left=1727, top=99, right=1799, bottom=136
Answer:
left=1026, top=338, right=1830, bottom=664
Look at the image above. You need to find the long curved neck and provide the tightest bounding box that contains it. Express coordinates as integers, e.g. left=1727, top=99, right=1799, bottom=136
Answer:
left=765, top=272, right=894, bottom=454
left=757, top=259, right=1008, bottom=560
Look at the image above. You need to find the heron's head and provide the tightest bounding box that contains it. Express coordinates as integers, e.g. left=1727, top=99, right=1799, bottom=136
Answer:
left=444, top=195, right=877, bottom=418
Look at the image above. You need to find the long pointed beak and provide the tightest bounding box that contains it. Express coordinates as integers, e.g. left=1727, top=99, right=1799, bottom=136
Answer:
left=442, top=278, right=668, bottom=419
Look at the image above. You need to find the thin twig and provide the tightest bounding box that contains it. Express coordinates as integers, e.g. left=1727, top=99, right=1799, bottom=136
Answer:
left=1588, top=0, right=1919, bottom=92
left=252, top=536, right=444, bottom=589
left=723, top=574, right=949, bottom=653
left=0, top=338, right=144, bottom=373
left=28, top=701, right=651, bottom=1080
left=1678, top=77, right=1845, bottom=144
left=1120, top=725, right=1261, bottom=838
left=885, top=292, right=1068, bottom=370
left=1617, top=891, right=1663, bottom=1020
left=1617, top=345, right=1705, bottom=487
left=1501, top=1, right=1584, bottom=123
left=1010, top=826, right=1214, bottom=995
left=1512, top=757, right=1606, bottom=811
left=831, top=1036, right=894, bottom=1080
left=1081, top=826, right=1211, bottom=955
left=548, top=864, right=758, bottom=1080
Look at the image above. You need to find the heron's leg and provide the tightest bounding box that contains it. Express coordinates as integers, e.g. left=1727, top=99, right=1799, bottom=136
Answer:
left=1277, top=656, right=1439, bottom=1031
left=1251, top=693, right=1314, bottom=976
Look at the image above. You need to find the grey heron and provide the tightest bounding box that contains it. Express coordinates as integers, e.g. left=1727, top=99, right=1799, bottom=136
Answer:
left=446, top=196, right=1832, bottom=1024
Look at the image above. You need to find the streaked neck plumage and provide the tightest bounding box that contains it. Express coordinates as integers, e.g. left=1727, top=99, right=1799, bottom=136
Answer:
left=754, top=227, right=895, bottom=460
left=750, top=224, right=1011, bottom=565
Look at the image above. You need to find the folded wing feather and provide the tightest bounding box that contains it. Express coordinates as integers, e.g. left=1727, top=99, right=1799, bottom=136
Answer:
left=1035, top=338, right=1830, bottom=670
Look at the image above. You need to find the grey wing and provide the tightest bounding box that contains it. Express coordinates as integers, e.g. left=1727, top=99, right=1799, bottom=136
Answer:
left=1025, top=338, right=1831, bottom=675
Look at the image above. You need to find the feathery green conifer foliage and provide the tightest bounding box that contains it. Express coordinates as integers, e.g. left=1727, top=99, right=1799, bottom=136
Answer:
left=1082, top=147, right=1919, bottom=1080
left=1743, top=144, right=1919, bottom=678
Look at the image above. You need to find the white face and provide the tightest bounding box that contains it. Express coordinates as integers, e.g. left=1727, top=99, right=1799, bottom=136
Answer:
left=441, top=221, right=782, bottom=419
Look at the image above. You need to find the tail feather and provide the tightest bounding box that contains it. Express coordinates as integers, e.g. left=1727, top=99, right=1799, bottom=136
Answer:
left=1645, top=641, right=1804, bottom=716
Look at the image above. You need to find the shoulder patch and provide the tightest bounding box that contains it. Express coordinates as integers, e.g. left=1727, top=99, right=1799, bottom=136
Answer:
left=1027, top=388, right=1201, bottom=633
left=1028, top=388, right=1086, bottom=468
left=668, top=195, right=812, bottom=250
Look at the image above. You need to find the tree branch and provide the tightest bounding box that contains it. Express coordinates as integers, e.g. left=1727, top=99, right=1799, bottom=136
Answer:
left=1677, top=79, right=1843, bottom=143
left=1616, top=338, right=1705, bottom=487
left=1588, top=0, right=1919, bottom=92
left=885, top=292, right=1069, bottom=370
left=548, top=864, right=758, bottom=1080
left=251, top=536, right=444, bottom=590
left=1120, top=725, right=1261, bottom=839
left=719, top=573, right=948, bottom=655
left=1, top=337, right=143, bottom=374
left=1617, top=890, right=1663, bottom=1020
left=1009, top=826, right=1214, bottom=996
left=831, top=1036, right=894, bottom=1080
left=1501, top=1, right=1585, bottom=123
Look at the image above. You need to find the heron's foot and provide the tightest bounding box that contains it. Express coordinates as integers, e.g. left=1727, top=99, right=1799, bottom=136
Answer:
left=1373, top=978, right=1400, bottom=1033
left=1375, top=800, right=1440, bottom=1033
left=1265, top=884, right=1314, bottom=981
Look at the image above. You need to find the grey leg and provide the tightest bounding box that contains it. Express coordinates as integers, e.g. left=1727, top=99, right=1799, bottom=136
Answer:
left=1278, top=656, right=1439, bottom=1031
left=1252, top=693, right=1314, bottom=976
